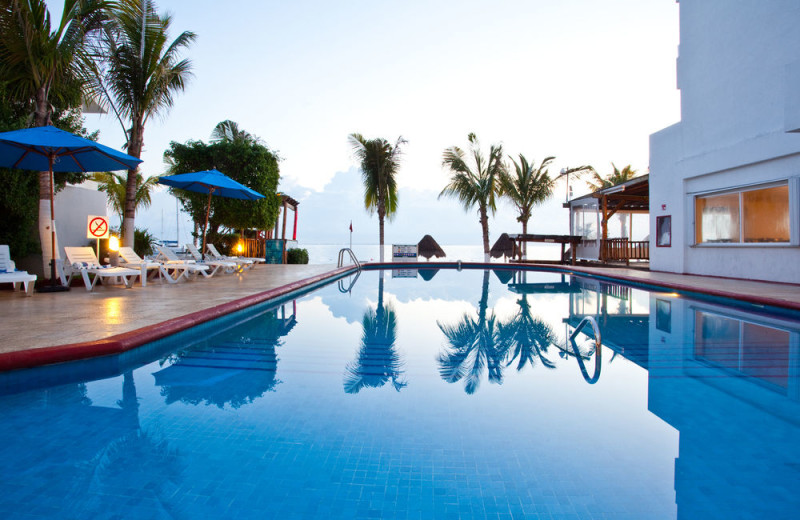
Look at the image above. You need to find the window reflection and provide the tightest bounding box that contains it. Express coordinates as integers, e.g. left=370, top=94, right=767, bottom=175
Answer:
left=694, top=310, right=790, bottom=392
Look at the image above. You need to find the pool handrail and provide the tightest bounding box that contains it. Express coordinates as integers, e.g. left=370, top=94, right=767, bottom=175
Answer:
left=338, top=269, right=361, bottom=294
left=569, top=316, right=602, bottom=384
left=337, top=248, right=361, bottom=270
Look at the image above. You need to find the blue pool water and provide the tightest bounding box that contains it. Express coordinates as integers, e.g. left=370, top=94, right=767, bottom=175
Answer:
left=0, top=268, right=798, bottom=519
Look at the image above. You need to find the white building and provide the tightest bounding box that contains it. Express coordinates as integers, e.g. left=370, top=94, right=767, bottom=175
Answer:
left=649, top=1, right=800, bottom=283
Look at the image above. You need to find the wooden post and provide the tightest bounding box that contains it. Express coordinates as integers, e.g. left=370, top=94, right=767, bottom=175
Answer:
left=600, top=195, right=608, bottom=262
left=281, top=199, right=288, bottom=263
left=292, top=203, right=298, bottom=241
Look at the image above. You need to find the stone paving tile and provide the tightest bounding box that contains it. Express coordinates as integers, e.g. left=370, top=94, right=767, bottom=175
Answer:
left=0, top=264, right=339, bottom=354
left=2, top=262, right=799, bottom=356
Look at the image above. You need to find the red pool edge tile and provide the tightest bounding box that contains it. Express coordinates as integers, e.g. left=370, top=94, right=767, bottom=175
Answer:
left=0, top=266, right=355, bottom=373
left=3, top=262, right=799, bottom=373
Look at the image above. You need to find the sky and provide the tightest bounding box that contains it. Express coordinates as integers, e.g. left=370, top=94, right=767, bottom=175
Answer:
left=58, top=0, right=681, bottom=246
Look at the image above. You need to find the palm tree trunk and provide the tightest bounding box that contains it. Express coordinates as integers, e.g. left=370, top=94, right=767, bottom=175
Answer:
left=479, top=206, right=490, bottom=262
left=378, top=206, right=385, bottom=263
left=478, top=269, right=490, bottom=323
left=521, top=220, right=528, bottom=260
left=34, top=86, right=55, bottom=277
left=123, top=123, right=144, bottom=248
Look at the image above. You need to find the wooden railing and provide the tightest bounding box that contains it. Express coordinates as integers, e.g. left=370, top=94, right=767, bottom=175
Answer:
left=241, top=238, right=265, bottom=259
left=602, top=239, right=649, bottom=262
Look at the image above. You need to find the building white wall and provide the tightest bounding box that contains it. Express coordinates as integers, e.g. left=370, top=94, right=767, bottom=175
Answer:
left=650, top=0, right=800, bottom=283
left=54, top=183, right=108, bottom=261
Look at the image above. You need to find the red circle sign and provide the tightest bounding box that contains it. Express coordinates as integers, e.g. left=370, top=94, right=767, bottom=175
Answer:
left=89, top=217, right=108, bottom=238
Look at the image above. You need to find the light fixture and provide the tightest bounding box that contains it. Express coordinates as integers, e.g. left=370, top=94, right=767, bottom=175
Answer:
left=109, top=235, right=119, bottom=252
left=236, top=242, right=244, bottom=253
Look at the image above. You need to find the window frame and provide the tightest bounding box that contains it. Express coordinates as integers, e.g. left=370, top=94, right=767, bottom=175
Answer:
left=692, top=179, right=797, bottom=247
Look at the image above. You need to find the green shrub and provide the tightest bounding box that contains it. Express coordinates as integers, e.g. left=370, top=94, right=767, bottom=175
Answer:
left=134, top=228, right=157, bottom=257
left=286, top=248, right=309, bottom=264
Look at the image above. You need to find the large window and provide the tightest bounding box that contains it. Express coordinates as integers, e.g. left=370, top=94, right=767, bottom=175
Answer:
left=572, top=203, right=598, bottom=243
left=695, top=183, right=790, bottom=244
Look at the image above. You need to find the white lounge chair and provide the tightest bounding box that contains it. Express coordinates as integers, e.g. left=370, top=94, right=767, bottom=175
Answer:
left=205, top=243, right=257, bottom=271
left=119, top=246, right=205, bottom=285
left=154, top=246, right=214, bottom=278
left=207, top=243, right=264, bottom=269
left=185, top=243, right=238, bottom=275
left=64, top=247, right=140, bottom=291
left=0, top=245, right=36, bottom=296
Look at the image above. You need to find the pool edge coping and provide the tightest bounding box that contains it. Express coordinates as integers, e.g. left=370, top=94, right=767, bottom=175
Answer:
left=3, top=261, right=799, bottom=372
left=0, top=265, right=357, bottom=372
left=368, top=261, right=800, bottom=311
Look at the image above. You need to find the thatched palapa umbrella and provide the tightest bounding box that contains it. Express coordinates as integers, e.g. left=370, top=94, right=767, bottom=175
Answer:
left=490, top=233, right=517, bottom=260
left=417, top=234, right=446, bottom=260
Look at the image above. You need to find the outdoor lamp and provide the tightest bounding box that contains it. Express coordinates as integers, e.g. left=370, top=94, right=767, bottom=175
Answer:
left=108, top=235, right=120, bottom=266
left=236, top=242, right=244, bottom=254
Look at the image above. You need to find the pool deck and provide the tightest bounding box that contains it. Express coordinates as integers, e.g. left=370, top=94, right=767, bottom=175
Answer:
left=1, top=262, right=800, bottom=371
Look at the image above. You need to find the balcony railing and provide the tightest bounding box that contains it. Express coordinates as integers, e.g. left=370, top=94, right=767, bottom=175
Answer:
left=601, top=238, right=649, bottom=263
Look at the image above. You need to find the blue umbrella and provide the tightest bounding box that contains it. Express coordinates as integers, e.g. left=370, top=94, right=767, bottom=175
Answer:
left=0, top=125, right=143, bottom=291
left=158, top=169, right=265, bottom=260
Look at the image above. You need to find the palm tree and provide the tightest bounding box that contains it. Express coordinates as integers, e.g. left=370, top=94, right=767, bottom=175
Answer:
left=437, top=270, right=506, bottom=394
left=348, top=133, right=406, bottom=262
left=588, top=163, right=638, bottom=191
left=91, top=171, right=158, bottom=227
left=344, top=277, right=406, bottom=393
left=210, top=119, right=260, bottom=144
left=440, top=133, right=505, bottom=261
left=92, top=0, right=196, bottom=247
left=0, top=0, right=108, bottom=274
left=498, top=154, right=555, bottom=259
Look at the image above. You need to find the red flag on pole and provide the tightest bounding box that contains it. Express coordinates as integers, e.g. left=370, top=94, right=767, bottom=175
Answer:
left=349, top=221, right=353, bottom=232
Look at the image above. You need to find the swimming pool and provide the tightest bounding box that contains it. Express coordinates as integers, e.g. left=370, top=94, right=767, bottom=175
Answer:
left=0, top=267, right=797, bottom=519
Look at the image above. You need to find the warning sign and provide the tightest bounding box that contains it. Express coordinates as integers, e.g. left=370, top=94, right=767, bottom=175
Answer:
left=87, top=215, right=110, bottom=239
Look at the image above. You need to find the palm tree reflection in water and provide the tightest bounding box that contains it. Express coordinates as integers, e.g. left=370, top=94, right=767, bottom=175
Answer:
left=344, top=276, right=407, bottom=393
left=437, top=271, right=557, bottom=394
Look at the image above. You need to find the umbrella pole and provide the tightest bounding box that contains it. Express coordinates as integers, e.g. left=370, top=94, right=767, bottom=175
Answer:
left=38, top=154, right=69, bottom=292
left=201, top=190, right=213, bottom=261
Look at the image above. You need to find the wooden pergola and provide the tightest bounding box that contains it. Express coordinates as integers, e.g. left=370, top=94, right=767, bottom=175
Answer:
left=240, top=194, right=299, bottom=262
left=595, top=175, right=649, bottom=263
left=566, top=175, right=649, bottom=264
left=271, top=194, right=299, bottom=263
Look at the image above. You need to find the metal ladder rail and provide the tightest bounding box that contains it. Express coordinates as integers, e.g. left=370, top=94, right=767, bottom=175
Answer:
left=568, top=316, right=602, bottom=384
left=337, top=248, right=362, bottom=293
left=337, top=248, right=361, bottom=269
left=338, top=269, right=361, bottom=293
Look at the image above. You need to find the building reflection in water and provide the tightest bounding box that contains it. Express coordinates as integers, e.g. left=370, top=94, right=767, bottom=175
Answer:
left=647, top=293, right=800, bottom=519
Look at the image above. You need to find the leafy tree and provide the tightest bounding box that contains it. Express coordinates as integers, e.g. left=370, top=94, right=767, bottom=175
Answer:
left=163, top=129, right=281, bottom=240
left=498, top=154, right=555, bottom=258
left=348, top=133, right=405, bottom=263
left=440, top=133, right=505, bottom=261
left=0, top=83, right=96, bottom=259
left=91, top=0, right=196, bottom=247
left=588, top=163, right=638, bottom=191
left=91, top=171, right=158, bottom=227
left=0, top=0, right=108, bottom=273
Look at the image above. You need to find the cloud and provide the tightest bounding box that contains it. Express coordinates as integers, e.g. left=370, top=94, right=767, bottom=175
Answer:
left=280, top=168, right=572, bottom=246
